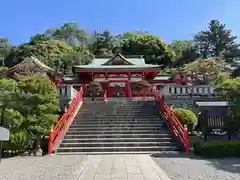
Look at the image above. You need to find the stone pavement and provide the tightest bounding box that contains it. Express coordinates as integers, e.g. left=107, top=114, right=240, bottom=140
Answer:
left=76, top=154, right=171, bottom=180
left=0, top=154, right=171, bottom=180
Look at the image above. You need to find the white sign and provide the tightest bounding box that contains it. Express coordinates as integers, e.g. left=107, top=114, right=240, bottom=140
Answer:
left=0, top=127, right=9, bottom=141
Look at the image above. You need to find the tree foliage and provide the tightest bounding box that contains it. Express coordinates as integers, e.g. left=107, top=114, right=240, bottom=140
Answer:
left=0, top=76, right=59, bottom=153
left=215, top=78, right=240, bottom=126
left=174, top=108, right=198, bottom=132
left=194, top=20, right=240, bottom=61
left=120, top=34, right=175, bottom=66
left=51, top=23, right=88, bottom=45
left=170, top=40, right=199, bottom=67
left=182, top=57, right=228, bottom=84
left=5, top=40, right=73, bottom=68
left=90, top=30, right=116, bottom=56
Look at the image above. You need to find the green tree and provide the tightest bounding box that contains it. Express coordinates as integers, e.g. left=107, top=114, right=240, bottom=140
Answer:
left=0, top=78, right=33, bottom=152
left=53, top=44, right=94, bottom=74
left=194, top=20, right=240, bottom=61
left=0, top=76, right=59, bottom=155
left=0, top=38, right=12, bottom=66
left=215, top=78, right=240, bottom=128
left=51, top=23, right=88, bottom=45
left=174, top=108, right=198, bottom=133
left=72, top=45, right=94, bottom=65
left=0, top=78, right=19, bottom=127
left=120, top=34, right=175, bottom=66
left=170, top=40, right=199, bottom=67
left=29, top=34, right=50, bottom=43
left=5, top=40, right=73, bottom=68
left=17, top=76, right=59, bottom=155
left=182, top=57, right=227, bottom=84
left=91, top=30, right=115, bottom=56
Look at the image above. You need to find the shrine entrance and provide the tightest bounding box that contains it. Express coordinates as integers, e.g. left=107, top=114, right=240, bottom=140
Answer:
left=106, top=80, right=131, bottom=97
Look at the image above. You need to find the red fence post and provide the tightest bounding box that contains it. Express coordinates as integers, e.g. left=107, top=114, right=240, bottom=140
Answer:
left=48, top=130, right=53, bottom=155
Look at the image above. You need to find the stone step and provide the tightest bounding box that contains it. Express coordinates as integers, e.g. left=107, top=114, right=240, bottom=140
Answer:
left=64, top=133, right=171, bottom=139
left=68, top=127, right=164, bottom=131
left=72, top=120, right=164, bottom=124
left=76, top=113, right=160, bottom=119
left=75, top=117, right=161, bottom=121
left=79, top=110, right=158, bottom=112
left=61, top=137, right=172, bottom=143
left=73, top=118, right=163, bottom=121
left=70, top=124, right=164, bottom=128
left=57, top=151, right=178, bottom=155
left=57, top=146, right=178, bottom=153
left=78, top=113, right=160, bottom=116
left=80, top=108, right=158, bottom=111
left=66, top=130, right=168, bottom=135
left=60, top=141, right=173, bottom=148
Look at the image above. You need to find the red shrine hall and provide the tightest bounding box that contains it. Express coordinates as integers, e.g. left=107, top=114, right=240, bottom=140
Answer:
left=62, top=53, right=189, bottom=97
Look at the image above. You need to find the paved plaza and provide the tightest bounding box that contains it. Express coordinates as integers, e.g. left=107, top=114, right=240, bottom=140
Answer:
left=0, top=154, right=170, bottom=180
left=1, top=153, right=239, bottom=180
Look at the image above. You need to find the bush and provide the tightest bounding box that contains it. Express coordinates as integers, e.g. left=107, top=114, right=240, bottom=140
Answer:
left=174, top=108, right=198, bottom=132
left=194, top=140, right=240, bottom=158
left=3, top=131, right=34, bottom=154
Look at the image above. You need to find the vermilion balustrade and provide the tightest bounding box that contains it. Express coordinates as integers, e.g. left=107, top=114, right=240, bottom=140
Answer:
left=154, top=95, right=190, bottom=152
left=48, top=87, right=83, bottom=154
left=132, top=91, right=190, bottom=152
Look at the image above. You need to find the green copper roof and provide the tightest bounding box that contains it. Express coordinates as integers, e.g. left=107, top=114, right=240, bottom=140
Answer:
left=74, top=64, right=161, bottom=69
left=74, top=53, right=161, bottom=69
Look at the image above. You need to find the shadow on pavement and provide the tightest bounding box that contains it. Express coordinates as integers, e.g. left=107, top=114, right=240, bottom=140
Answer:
left=151, top=152, right=240, bottom=174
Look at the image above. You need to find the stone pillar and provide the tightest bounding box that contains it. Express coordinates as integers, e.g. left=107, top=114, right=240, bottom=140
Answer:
left=182, top=87, right=186, bottom=95
left=204, top=87, right=209, bottom=95
left=210, top=86, right=214, bottom=94
left=193, top=87, right=198, bottom=94
left=162, top=85, right=170, bottom=96
left=59, top=85, right=77, bottom=111
left=198, top=87, right=203, bottom=94
left=176, top=87, right=181, bottom=95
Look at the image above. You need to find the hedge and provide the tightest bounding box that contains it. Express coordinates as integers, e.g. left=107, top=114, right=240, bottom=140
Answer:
left=174, top=108, right=198, bottom=132
left=194, top=140, right=240, bottom=158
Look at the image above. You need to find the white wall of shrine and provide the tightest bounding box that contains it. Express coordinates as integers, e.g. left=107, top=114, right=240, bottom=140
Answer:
left=58, top=84, right=216, bottom=98
left=162, top=85, right=215, bottom=96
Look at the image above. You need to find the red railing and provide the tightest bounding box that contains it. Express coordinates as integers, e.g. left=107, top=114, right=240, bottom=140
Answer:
left=48, top=87, right=84, bottom=154
left=154, top=94, right=190, bottom=152
left=104, top=90, right=107, bottom=102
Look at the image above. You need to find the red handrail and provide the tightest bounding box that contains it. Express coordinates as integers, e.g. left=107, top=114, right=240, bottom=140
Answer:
left=154, top=95, right=190, bottom=152
left=48, top=87, right=83, bottom=154
left=104, top=90, right=107, bottom=102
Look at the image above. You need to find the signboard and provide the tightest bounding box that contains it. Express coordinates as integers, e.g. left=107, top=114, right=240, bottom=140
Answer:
left=0, top=127, right=9, bottom=162
left=0, top=127, right=9, bottom=141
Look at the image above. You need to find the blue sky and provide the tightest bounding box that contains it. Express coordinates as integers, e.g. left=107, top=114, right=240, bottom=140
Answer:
left=1, top=0, right=240, bottom=45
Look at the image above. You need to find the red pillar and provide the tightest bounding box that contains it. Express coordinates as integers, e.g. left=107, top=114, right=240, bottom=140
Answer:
left=127, top=80, right=132, bottom=97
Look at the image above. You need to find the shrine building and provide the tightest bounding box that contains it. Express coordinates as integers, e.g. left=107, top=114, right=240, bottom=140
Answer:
left=62, top=53, right=189, bottom=97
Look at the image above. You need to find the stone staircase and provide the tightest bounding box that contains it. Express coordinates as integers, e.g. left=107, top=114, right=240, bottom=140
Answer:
left=57, top=100, right=178, bottom=154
